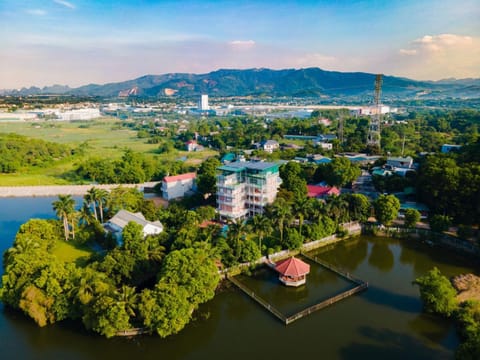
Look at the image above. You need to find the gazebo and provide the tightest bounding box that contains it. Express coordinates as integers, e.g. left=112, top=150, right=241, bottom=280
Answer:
left=275, top=257, right=310, bottom=287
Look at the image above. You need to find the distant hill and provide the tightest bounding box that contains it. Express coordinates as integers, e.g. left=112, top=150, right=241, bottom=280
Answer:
left=4, top=68, right=480, bottom=99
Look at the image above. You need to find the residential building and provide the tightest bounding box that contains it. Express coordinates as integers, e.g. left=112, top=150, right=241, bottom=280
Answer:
left=441, top=144, right=462, bottom=153
left=162, top=172, right=196, bottom=200
left=315, top=142, right=333, bottom=150
left=386, top=156, right=413, bottom=169
left=216, top=161, right=282, bottom=221
left=307, top=185, right=340, bottom=199
left=104, top=210, right=163, bottom=242
left=185, top=140, right=203, bottom=151
left=261, top=139, right=279, bottom=153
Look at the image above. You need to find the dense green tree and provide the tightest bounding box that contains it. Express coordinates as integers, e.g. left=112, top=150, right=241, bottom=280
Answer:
left=159, top=248, right=219, bottom=305
left=404, top=208, right=421, bottom=229
left=429, top=214, right=452, bottom=233
left=344, top=193, right=371, bottom=222
left=239, top=239, right=261, bottom=263
left=138, top=284, right=192, bottom=337
left=197, top=157, right=221, bottom=196
left=107, top=187, right=143, bottom=216
left=0, top=133, right=71, bottom=173
left=280, top=162, right=307, bottom=200
left=317, top=157, right=361, bottom=187
left=374, top=194, right=400, bottom=226
left=414, top=267, right=458, bottom=316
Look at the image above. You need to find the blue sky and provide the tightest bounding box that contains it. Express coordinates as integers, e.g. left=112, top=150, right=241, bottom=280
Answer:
left=1, top=0, right=479, bottom=88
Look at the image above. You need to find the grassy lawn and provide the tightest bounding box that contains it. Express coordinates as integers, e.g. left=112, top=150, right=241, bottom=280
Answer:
left=0, top=118, right=219, bottom=185
left=52, top=239, right=94, bottom=266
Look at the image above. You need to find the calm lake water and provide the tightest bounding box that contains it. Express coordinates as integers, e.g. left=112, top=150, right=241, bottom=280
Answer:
left=0, top=197, right=477, bottom=359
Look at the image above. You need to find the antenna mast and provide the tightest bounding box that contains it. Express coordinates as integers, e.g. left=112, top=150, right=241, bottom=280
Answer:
left=367, top=74, right=383, bottom=149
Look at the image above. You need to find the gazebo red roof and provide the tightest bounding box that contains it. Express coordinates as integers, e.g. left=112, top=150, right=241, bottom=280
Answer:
left=275, top=257, right=310, bottom=277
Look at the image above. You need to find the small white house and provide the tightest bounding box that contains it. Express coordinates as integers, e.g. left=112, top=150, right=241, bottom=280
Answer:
left=261, top=140, right=279, bottom=153
left=386, top=156, right=413, bottom=169
left=161, top=172, right=196, bottom=200
left=104, top=210, right=163, bottom=242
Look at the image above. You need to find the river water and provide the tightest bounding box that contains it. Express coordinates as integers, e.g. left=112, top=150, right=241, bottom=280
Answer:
left=0, top=197, right=477, bottom=359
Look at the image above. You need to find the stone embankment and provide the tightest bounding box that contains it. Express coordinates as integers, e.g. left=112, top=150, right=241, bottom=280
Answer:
left=0, top=182, right=160, bottom=198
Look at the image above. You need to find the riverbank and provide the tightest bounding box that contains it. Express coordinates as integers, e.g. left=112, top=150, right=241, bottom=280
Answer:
left=0, top=182, right=160, bottom=197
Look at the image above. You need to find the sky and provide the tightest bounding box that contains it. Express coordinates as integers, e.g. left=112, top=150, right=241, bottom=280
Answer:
left=1, top=0, right=479, bottom=88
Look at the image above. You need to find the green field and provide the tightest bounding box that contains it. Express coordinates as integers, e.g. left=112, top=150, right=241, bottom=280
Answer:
left=51, top=239, right=94, bottom=266
left=0, top=118, right=218, bottom=185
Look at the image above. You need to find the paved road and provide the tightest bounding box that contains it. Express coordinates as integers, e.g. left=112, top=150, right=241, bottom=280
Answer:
left=0, top=182, right=160, bottom=197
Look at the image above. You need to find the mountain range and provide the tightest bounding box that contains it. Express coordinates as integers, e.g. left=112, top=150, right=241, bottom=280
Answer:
left=3, top=68, right=480, bottom=99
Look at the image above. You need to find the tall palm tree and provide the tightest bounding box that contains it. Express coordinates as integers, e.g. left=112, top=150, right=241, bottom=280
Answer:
left=248, top=215, right=272, bottom=254
left=84, top=187, right=98, bottom=221
left=227, top=220, right=247, bottom=259
left=69, top=211, right=79, bottom=240
left=95, top=188, right=109, bottom=223
left=326, top=195, right=349, bottom=224
left=293, top=197, right=312, bottom=235
left=271, top=198, right=292, bottom=244
left=53, top=194, right=75, bottom=241
left=79, top=200, right=94, bottom=226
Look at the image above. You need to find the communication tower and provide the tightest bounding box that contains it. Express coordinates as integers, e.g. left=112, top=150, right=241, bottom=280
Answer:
left=367, top=74, right=383, bottom=148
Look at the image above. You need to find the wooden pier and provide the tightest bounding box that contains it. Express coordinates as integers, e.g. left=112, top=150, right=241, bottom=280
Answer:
left=227, top=275, right=287, bottom=323
left=228, top=255, right=368, bottom=325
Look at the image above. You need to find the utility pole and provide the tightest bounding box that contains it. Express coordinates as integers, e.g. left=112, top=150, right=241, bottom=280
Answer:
left=367, top=74, right=383, bottom=149
left=338, top=115, right=344, bottom=145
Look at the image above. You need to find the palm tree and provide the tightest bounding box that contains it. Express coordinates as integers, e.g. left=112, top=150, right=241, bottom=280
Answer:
left=5, top=238, right=40, bottom=265
left=227, top=220, right=247, bottom=259
left=270, top=198, right=292, bottom=244
left=84, top=187, right=98, bottom=221
left=326, top=195, right=349, bottom=224
left=148, top=246, right=166, bottom=263
left=95, top=188, right=109, bottom=223
left=248, top=215, right=272, bottom=254
left=114, top=285, right=138, bottom=318
left=293, top=197, right=312, bottom=235
left=53, top=194, right=75, bottom=241
left=69, top=211, right=79, bottom=240
left=79, top=200, right=94, bottom=226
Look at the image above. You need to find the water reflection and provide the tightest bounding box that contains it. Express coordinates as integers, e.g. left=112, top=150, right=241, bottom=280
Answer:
left=368, top=242, right=394, bottom=272
left=340, top=326, right=453, bottom=360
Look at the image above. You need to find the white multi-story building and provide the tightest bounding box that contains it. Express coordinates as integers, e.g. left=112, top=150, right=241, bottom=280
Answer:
left=162, top=172, right=196, bottom=200
left=200, top=94, right=209, bottom=110
left=216, top=161, right=282, bottom=221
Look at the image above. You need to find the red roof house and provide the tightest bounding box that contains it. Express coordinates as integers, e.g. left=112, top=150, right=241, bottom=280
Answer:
left=161, top=172, right=197, bottom=200
left=275, top=257, right=310, bottom=287
left=307, top=185, right=340, bottom=199
left=163, top=172, right=196, bottom=183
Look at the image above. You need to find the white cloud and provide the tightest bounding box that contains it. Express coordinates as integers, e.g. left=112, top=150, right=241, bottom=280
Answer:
left=229, top=40, right=256, bottom=48
left=26, top=9, right=47, bottom=16
left=391, top=34, right=480, bottom=80
left=399, top=49, right=417, bottom=56
left=53, top=0, right=75, bottom=9
left=407, top=34, right=473, bottom=54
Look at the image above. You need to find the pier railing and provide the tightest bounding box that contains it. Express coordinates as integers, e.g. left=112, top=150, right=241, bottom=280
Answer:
left=227, top=275, right=287, bottom=323
left=285, top=282, right=368, bottom=324
left=228, top=253, right=368, bottom=325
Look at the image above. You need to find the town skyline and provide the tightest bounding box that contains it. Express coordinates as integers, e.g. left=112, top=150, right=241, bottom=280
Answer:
left=1, top=0, right=479, bottom=88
